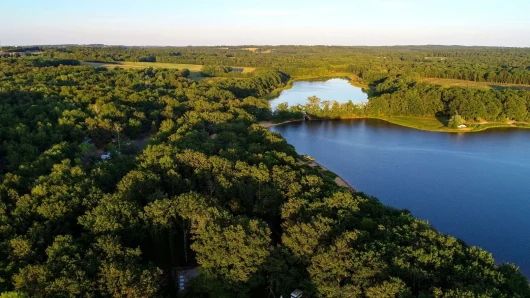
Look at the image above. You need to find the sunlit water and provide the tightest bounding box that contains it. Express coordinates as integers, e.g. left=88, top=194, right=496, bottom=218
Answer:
left=270, top=83, right=530, bottom=277
left=269, top=78, right=368, bottom=110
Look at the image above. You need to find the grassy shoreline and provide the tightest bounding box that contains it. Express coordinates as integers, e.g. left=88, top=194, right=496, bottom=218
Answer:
left=375, top=116, right=530, bottom=133
left=263, top=116, right=530, bottom=133
left=266, top=74, right=530, bottom=133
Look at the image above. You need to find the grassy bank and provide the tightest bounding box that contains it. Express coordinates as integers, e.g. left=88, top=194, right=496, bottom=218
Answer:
left=266, top=75, right=530, bottom=133
left=266, top=115, right=530, bottom=133
left=372, top=116, right=530, bottom=133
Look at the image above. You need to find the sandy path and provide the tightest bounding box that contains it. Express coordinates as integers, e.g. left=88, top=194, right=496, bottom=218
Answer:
left=305, top=160, right=356, bottom=192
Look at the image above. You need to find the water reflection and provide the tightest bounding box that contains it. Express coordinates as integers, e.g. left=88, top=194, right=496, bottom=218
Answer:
left=271, top=119, right=530, bottom=277
left=269, top=78, right=368, bottom=110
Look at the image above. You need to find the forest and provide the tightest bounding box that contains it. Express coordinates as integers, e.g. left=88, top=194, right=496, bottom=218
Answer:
left=273, top=77, right=530, bottom=125
left=1, top=48, right=530, bottom=298
left=45, top=45, right=530, bottom=85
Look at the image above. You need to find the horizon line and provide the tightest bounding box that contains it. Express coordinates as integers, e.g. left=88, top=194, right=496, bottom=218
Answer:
left=4, top=43, right=530, bottom=49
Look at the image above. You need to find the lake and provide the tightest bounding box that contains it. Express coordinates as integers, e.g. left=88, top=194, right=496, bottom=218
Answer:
left=269, top=78, right=368, bottom=110
left=270, top=84, right=530, bottom=277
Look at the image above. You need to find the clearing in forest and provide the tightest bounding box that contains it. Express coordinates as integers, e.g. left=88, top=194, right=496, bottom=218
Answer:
left=423, top=78, right=530, bottom=91
left=81, top=61, right=256, bottom=73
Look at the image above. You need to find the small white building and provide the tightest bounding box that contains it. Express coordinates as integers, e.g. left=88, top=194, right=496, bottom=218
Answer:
left=291, top=289, right=303, bottom=298
left=458, top=124, right=467, bottom=128
left=100, top=153, right=111, bottom=160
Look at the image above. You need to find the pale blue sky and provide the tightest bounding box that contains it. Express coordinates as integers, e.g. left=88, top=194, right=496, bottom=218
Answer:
left=1, top=0, right=529, bottom=46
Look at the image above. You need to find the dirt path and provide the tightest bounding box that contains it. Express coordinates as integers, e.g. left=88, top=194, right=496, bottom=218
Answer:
left=259, top=119, right=304, bottom=128
left=305, top=160, right=356, bottom=192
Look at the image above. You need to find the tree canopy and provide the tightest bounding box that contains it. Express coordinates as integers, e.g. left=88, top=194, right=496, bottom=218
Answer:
left=0, top=50, right=529, bottom=297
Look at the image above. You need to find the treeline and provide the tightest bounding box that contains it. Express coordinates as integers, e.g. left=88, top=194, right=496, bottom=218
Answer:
left=215, top=69, right=289, bottom=98
left=370, top=78, right=530, bottom=121
left=44, top=45, right=530, bottom=85
left=0, top=57, right=529, bottom=297
left=274, top=78, right=530, bottom=123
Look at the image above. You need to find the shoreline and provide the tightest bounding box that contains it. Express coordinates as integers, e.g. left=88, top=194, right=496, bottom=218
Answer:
left=260, top=117, right=530, bottom=133
left=265, top=75, right=530, bottom=133
left=306, top=159, right=356, bottom=192
left=261, top=116, right=529, bottom=192
left=261, top=120, right=357, bottom=191
left=265, top=74, right=367, bottom=100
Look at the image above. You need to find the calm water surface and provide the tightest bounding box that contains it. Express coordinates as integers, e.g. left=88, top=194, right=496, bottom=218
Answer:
left=269, top=78, right=368, bottom=110
left=270, top=82, right=530, bottom=277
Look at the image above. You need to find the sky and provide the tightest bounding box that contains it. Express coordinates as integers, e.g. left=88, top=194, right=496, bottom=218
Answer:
left=1, top=0, right=529, bottom=47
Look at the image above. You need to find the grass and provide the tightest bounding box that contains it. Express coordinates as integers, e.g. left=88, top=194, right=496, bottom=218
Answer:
left=81, top=61, right=255, bottom=82
left=81, top=61, right=255, bottom=73
left=361, top=116, right=530, bottom=133
left=423, top=78, right=530, bottom=91
left=375, top=116, right=451, bottom=131
left=242, top=47, right=259, bottom=52
left=230, top=66, right=256, bottom=73
left=270, top=114, right=530, bottom=133
left=81, top=61, right=203, bottom=70
left=469, top=122, right=530, bottom=131
left=242, top=47, right=272, bottom=54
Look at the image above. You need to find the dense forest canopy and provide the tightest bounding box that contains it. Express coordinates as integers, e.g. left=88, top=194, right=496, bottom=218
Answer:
left=1, top=46, right=530, bottom=297
left=45, top=45, right=530, bottom=85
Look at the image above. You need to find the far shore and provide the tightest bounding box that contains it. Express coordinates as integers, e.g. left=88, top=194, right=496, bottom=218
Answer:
left=260, top=116, right=530, bottom=133
left=265, top=75, right=530, bottom=133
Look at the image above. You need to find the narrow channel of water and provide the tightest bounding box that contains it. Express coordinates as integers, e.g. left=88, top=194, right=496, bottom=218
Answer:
left=269, top=78, right=368, bottom=110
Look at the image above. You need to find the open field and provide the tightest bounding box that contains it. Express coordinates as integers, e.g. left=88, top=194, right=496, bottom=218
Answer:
left=81, top=61, right=203, bottom=70
left=81, top=61, right=256, bottom=73
left=423, top=78, right=530, bottom=91
left=242, top=47, right=272, bottom=53
left=81, top=61, right=255, bottom=82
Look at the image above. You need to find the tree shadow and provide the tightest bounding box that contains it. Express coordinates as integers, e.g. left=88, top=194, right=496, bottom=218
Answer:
left=435, top=113, right=449, bottom=127
left=489, top=84, right=530, bottom=91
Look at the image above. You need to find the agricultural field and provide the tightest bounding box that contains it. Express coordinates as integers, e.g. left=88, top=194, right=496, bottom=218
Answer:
left=423, top=78, right=530, bottom=91
left=80, top=61, right=255, bottom=81
left=80, top=61, right=255, bottom=73
left=80, top=61, right=202, bottom=70
left=242, top=47, right=272, bottom=53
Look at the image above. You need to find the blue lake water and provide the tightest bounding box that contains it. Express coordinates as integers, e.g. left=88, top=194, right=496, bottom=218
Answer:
left=270, top=82, right=530, bottom=277
left=269, top=78, right=368, bottom=110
